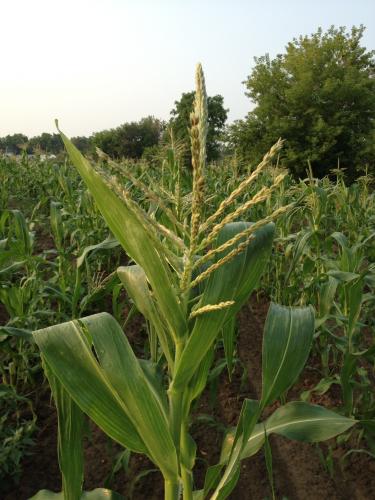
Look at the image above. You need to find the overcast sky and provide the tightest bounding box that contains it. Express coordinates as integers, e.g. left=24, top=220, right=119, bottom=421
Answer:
left=1, top=0, right=374, bottom=137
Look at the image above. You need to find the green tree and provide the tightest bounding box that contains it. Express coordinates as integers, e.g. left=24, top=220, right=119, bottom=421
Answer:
left=29, top=133, right=63, bottom=154
left=92, top=116, right=164, bottom=159
left=72, top=136, right=93, bottom=155
left=2, top=134, right=28, bottom=155
left=170, top=91, right=228, bottom=162
left=229, top=26, right=375, bottom=179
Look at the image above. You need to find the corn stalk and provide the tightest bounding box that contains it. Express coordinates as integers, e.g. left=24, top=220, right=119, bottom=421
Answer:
left=31, top=65, right=357, bottom=500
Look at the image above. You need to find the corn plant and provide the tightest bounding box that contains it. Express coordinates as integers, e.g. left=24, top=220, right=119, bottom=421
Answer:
left=0, top=384, right=36, bottom=491
left=31, top=66, right=357, bottom=500
left=260, top=169, right=375, bottom=449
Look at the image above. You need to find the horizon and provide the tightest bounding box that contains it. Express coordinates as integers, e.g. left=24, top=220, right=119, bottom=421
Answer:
left=1, top=0, right=374, bottom=138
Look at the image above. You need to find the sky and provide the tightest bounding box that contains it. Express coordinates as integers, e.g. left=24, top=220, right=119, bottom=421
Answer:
left=1, top=0, right=374, bottom=137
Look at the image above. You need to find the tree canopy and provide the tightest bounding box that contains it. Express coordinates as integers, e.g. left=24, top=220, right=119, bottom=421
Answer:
left=91, top=116, right=164, bottom=159
left=0, top=134, right=29, bottom=155
left=170, top=91, right=228, bottom=162
left=229, top=26, right=375, bottom=179
left=28, top=133, right=63, bottom=154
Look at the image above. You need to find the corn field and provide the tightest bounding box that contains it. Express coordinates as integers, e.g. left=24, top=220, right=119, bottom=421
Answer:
left=1, top=66, right=374, bottom=500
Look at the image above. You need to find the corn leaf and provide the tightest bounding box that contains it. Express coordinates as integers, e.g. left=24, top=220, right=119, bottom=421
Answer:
left=33, top=319, right=147, bottom=454
left=173, top=222, right=274, bottom=390
left=43, top=360, right=84, bottom=500
left=74, top=313, right=178, bottom=481
left=58, top=127, right=186, bottom=339
left=77, top=235, right=120, bottom=269
left=117, top=265, right=173, bottom=367
left=35, top=313, right=179, bottom=481
left=211, top=399, right=259, bottom=500
left=222, top=318, right=236, bottom=379
left=261, top=303, right=315, bottom=408
left=242, top=401, right=356, bottom=459
left=220, top=402, right=356, bottom=464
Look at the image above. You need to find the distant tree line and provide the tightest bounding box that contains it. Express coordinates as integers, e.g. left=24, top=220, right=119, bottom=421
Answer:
left=0, top=96, right=228, bottom=163
left=0, top=92, right=228, bottom=159
left=1, top=25, right=374, bottom=180
left=0, top=132, right=92, bottom=156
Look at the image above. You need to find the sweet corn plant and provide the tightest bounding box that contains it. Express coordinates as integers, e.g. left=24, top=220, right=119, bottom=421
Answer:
left=32, top=66, right=356, bottom=500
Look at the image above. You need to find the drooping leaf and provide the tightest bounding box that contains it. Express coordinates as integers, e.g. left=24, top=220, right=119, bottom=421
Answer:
left=35, top=313, right=179, bottom=481
left=263, top=401, right=356, bottom=443
left=33, top=319, right=146, bottom=454
left=220, top=402, right=357, bottom=463
left=86, top=313, right=179, bottom=480
left=77, top=235, right=120, bottom=269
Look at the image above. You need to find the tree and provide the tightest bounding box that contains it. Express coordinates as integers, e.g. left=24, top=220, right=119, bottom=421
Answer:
left=170, top=92, right=228, bottom=163
left=72, top=136, right=93, bottom=155
left=28, top=133, right=63, bottom=154
left=92, top=116, right=164, bottom=159
left=1, top=134, right=28, bottom=154
left=229, top=26, right=375, bottom=179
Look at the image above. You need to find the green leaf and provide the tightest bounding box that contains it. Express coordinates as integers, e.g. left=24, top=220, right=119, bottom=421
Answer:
left=173, top=222, right=274, bottom=390
left=318, top=276, right=338, bottom=318
left=341, top=353, right=357, bottom=416
left=77, top=235, right=120, bottom=269
left=30, top=488, right=125, bottom=500
left=0, top=260, right=27, bottom=276
left=57, top=126, right=186, bottom=340
left=327, top=270, right=360, bottom=282
left=117, top=265, right=173, bottom=367
left=347, top=277, right=363, bottom=338
left=202, top=464, right=224, bottom=496
left=261, top=303, right=315, bottom=408
left=84, top=313, right=178, bottom=479
left=33, top=319, right=147, bottom=454
left=211, top=399, right=260, bottom=500
left=0, top=326, right=33, bottom=340
left=265, top=401, right=356, bottom=442
left=222, top=318, right=236, bottom=379
left=43, top=360, right=84, bottom=500
left=241, top=402, right=356, bottom=459
left=220, top=423, right=264, bottom=464
left=187, top=348, right=214, bottom=403
left=35, top=313, right=179, bottom=481
left=264, top=428, right=275, bottom=500
left=284, top=230, right=313, bottom=285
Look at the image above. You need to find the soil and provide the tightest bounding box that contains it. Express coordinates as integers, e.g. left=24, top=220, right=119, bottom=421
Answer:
left=3, top=295, right=375, bottom=500
left=0, top=302, right=10, bottom=325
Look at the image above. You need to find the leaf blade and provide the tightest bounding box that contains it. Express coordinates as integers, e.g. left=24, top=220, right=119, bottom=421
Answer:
left=261, top=303, right=315, bottom=408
